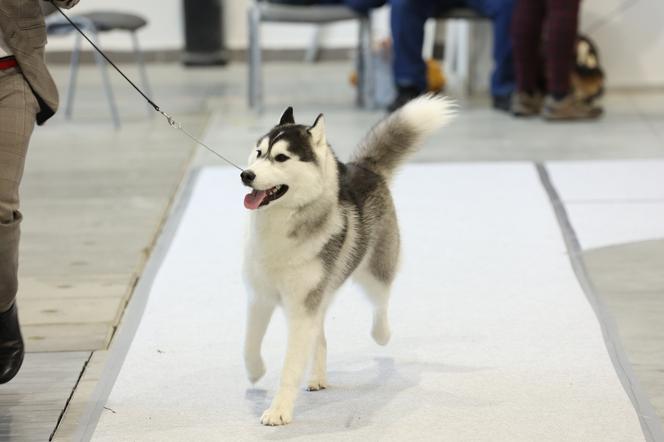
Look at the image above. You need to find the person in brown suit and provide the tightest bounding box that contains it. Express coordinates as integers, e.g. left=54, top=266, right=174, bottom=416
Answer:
left=0, top=0, right=79, bottom=384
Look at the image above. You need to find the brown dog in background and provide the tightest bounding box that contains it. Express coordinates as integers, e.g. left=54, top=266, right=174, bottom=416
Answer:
left=572, top=35, right=605, bottom=103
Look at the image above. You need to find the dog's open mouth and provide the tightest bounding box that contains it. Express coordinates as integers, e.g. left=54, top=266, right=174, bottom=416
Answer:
left=244, top=185, right=289, bottom=210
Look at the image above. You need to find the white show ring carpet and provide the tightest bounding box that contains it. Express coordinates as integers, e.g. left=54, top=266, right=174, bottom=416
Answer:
left=91, top=163, right=651, bottom=441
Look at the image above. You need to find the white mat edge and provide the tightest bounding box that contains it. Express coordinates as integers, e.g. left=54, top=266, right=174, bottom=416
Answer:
left=537, top=163, right=664, bottom=442
left=72, top=168, right=204, bottom=442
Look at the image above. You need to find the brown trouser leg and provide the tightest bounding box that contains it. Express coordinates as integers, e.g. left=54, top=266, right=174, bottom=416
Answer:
left=0, top=67, right=38, bottom=313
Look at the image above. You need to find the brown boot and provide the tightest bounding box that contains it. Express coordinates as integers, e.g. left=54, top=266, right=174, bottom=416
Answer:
left=511, top=92, right=543, bottom=117
left=0, top=302, right=24, bottom=384
left=0, top=212, right=20, bottom=313
left=0, top=212, right=24, bottom=384
left=542, top=94, right=603, bottom=121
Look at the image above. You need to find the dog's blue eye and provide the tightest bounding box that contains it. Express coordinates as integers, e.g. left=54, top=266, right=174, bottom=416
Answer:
left=275, top=154, right=290, bottom=162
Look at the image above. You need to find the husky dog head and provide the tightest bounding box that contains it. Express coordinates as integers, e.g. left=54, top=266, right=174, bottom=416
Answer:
left=241, top=107, right=334, bottom=211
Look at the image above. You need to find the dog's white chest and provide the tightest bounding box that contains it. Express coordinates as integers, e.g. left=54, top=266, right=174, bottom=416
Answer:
left=244, top=217, right=324, bottom=298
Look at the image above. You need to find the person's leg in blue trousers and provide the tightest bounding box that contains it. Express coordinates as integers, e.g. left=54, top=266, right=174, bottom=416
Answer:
left=316, top=0, right=427, bottom=109
left=305, top=0, right=446, bottom=93
left=390, top=0, right=454, bottom=91
left=390, top=0, right=515, bottom=105
left=465, top=0, right=515, bottom=99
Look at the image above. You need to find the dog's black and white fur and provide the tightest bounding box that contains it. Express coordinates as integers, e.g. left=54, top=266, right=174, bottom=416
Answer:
left=241, top=95, right=454, bottom=425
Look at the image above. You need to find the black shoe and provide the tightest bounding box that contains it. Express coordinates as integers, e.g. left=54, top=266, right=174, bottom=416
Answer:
left=0, top=303, right=24, bottom=384
left=387, top=86, right=422, bottom=112
left=492, top=95, right=512, bottom=113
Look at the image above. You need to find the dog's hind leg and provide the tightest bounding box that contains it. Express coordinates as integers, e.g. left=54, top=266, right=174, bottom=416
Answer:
left=355, top=270, right=392, bottom=346
left=244, top=298, right=275, bottom=384
left=354, top=235, right=398, bottom=346
left=261, top=305, right=321, bottom=426
left=356, top=210, right=399, bottom=346
left=306, top=319, right=327, bottom=391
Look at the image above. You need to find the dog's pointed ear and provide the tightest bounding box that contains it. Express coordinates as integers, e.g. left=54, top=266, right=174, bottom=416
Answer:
left=307, top=113, right=326, bottom=146
left=279, top=106, right=295, bottom=125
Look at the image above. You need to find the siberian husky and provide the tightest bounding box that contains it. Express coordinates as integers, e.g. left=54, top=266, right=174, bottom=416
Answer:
left=241, top=95, right=454, bottom=425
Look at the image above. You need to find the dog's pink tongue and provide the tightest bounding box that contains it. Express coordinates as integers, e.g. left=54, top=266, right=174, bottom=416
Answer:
left=244, top=189, right=267, bottom=210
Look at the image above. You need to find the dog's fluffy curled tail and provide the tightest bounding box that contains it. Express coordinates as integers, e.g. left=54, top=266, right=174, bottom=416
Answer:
left=352, top=94, right=455, bottom=181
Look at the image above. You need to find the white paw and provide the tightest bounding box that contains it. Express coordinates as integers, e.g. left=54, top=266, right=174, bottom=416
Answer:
left=306, top=378, right=327, bottom=391
left=371, top=315, right=391, bottom=346
left=260, top=404, right=293, bottom=426
left=245, top=356, right=266, bottom=384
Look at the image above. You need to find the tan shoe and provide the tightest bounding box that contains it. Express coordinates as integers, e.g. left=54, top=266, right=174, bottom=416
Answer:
left=542, top=94, right=603, bottom=121
left=511, top=92, right=543, bottom=117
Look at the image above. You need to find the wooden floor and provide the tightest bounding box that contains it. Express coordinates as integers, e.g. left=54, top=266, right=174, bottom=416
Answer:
left=0, top=63, right=211, bottom=441
left=0, top=353, right=88, bottom=442
left=0, top=61, right=662, bottom=440
left=19, top=113, right=205, bottom=354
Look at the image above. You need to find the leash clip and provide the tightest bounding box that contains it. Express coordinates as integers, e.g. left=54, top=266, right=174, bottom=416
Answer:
left=161, top=111, right=181, bottom=129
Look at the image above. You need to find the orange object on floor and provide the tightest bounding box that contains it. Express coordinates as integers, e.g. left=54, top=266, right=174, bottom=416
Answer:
left=350, top=58, right=446, bottom=92
left=426, top=58, right=445, bottom=92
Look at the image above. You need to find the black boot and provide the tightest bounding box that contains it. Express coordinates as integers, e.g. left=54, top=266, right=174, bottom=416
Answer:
left=492, top=94, right=512, bottom=113
left=0, top=303, right=24, bottom=384
left=387, top=85, right=422, bottom=112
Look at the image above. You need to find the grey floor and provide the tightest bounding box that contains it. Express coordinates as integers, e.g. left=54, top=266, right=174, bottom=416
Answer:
left=0, top=60, right=662, bottom=440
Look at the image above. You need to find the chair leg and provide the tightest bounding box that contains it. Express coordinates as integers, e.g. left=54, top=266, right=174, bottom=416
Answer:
left=90, top=30, right=121, bottom=128
left=444, top=19, right=471, bottom=95
left=423, top=18, right=436, bottom=61
left=357, top=15, right=375, bottom=109
left=131, top=30, right=154, bottom=118
left=466, top=20, right=491, bottom=96
left=365, top=17, right=375, bottom=109
left=457, top=21, right=471, bottom=95
left=304, top=26, right=323, bottom=63
left=248, top=6, right=263, bottom=112
left=64, top=32, right=82, bottom=120
left=443, top=20, right=457, bottom=89
left=356, top=18, right=365, bottom=107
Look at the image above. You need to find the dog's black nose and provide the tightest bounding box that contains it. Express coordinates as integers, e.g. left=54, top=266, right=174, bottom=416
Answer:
left=241, top=170, right=256, bottom=185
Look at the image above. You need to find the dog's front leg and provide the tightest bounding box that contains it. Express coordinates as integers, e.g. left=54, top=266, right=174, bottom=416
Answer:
left=307, top=320, right=327, bottom=391
left=244, top=297, right=275, bottom=384
left=260, top=308, right=319, bottom=426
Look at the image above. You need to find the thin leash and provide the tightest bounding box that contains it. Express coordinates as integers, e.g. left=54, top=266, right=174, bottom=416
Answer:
left=50, top=1, right=244, bottom=172
left=584, top=0, right=642, bottom=35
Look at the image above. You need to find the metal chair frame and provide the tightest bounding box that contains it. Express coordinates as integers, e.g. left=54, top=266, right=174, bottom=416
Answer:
left=425, top=8, right=490, bottom=96
left=45, top=15, right=152, bottom=128
left=247, top=1, right=375, bottom=112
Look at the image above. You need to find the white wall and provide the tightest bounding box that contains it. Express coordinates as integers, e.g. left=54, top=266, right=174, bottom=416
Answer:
left=580, top=0, right=664, bottom=88
left=45, top=0, right=663, bottom=88
left=46, top=0, right=184, bottom=51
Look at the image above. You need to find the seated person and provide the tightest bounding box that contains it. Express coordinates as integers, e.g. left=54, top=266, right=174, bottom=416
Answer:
left=268, top=0, right=516, bottom=112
